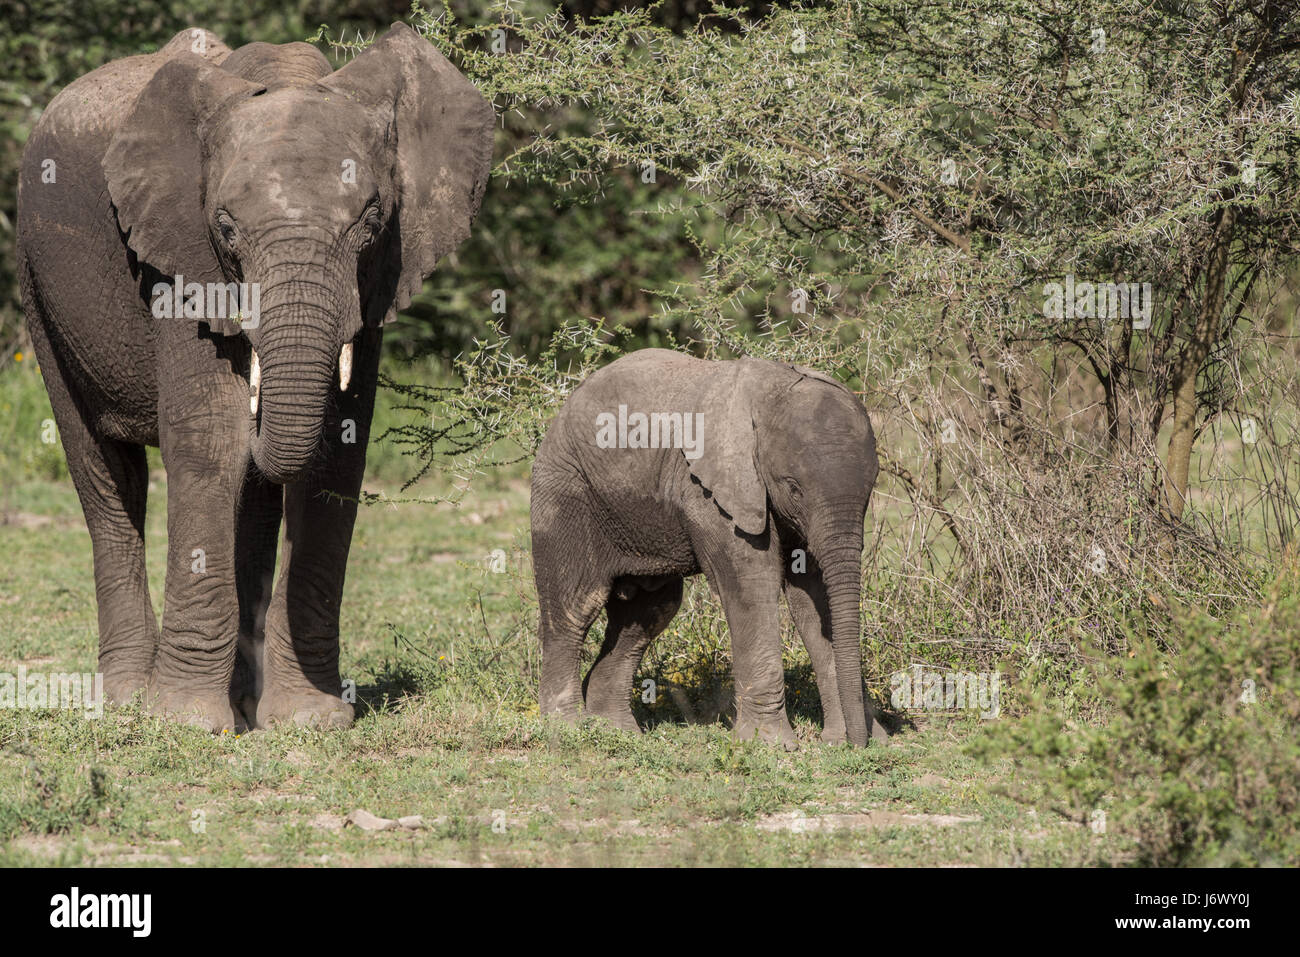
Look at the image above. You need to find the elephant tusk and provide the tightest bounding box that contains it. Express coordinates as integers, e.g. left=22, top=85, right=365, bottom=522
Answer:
left=339, top=341, right=353, bottom=392
left=249, top=349, right=260, bottom=416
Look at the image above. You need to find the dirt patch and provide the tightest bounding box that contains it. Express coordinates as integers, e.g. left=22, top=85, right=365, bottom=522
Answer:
left=553, top=817, right=664, bottom=838
left=80, top=840, right=197, bottom=866
left=310, top=813, right=348, bottom=831
left=11, top=833, right=66, bottom=859
left=755, top=809, right=981, bottom=833
left=1, top=512, right=54, bottom=529
left=914, top=773, right=952, bottom=788
left=246, top=788, right=317, bottom=805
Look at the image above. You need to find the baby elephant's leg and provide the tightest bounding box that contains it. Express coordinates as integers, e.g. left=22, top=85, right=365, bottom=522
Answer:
left=783, top=571, right=847, bottom=744
left=583, top=578, right=684, bottom=731
left=704, top=552, right=797, bottom=750
left=534, top=558, right=609, bottom=722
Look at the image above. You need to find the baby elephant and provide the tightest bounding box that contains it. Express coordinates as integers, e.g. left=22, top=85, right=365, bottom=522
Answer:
left=531, top=349, right=887, bottom=747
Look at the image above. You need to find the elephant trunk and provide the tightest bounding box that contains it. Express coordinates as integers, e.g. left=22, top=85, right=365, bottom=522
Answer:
left=249, top=287, right=340, bottom=485
left=813, top=528, right=869, bottom=747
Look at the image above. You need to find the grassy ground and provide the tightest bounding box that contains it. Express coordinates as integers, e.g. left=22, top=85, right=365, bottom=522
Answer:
left=0, top=356, right=1128, bottom=866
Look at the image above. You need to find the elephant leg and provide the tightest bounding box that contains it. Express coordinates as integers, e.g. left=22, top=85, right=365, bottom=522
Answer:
left=783, top=566, right=846, bottom=743
left=582, top=578, right=684, bottom=731
left=699, top=544, right=797, bottom=750
left=255, top=328, right=380, bottom=729
left=151, top=339, right=249, bottom=732
left=231, top=468, right=282, bottom=728
left=785, top=564, right=888, bottom=745
left=532, top=475, right=612, bottom=721
left=28, top=322, right=156, bottom=702
left=723, top=589, right=797, bottom=749
left=255, top=478, right=355, bottom=728
left=536, top=582, right=607, bottom=722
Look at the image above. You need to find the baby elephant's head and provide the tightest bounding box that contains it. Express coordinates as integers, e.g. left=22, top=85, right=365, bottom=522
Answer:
left=687, top=359, right=878, bottom=556
left=686, top=358, right=879, bottom=745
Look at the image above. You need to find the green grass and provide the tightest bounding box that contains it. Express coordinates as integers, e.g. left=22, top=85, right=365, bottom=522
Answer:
left=0, top=358, right=1194, bottom=866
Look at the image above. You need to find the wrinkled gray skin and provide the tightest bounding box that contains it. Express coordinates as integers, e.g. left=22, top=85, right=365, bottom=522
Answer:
left=16, top=25, right=493, bottom=731
left=532, top=349, right=888, bottom=748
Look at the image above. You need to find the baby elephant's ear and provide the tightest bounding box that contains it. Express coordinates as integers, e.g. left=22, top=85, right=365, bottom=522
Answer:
left=686, top=362, right=767, bottom=536
left=321, top=22, right=495, bottom=321
left=103, top=56, right=265, bottom=277
left=788, top=363, right=854, bottom=395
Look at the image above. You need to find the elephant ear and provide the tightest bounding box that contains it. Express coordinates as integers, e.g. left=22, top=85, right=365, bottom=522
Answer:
left=686, top=361, right=768, bottom=536
left=787, top=362, right=855, bottom=395
left=787, top=362, right=877, bottom=490
left=320, top=22, right=495, bottom=321
left=103, top=56, right=266, bottom=286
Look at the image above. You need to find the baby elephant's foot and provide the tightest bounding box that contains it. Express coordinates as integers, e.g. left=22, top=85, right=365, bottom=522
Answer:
left=584, top=702, right=642, bottom=733
left=734, top=713, right=801, bottom=752
left=821, top=726, right=848, bottom=745
left=821, top=709, right=849, bottom=745
left=257, top=688, right=354, bottom=730
left=823, top=714, right=890, bottom=746
left=539, top=687, right=583, bottom=724
left=869, top=715, right=891, bottom=745
left=146, top=679, right=238, bottom=733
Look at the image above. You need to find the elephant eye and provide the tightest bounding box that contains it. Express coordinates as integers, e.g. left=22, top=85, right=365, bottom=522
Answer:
left=359, top=205, right=383, bottom=244
left=215, top=213, right=238, bottom=250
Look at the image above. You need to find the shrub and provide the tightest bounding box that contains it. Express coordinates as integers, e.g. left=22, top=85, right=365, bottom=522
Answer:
left=974, top=562, right=1300, bottom=866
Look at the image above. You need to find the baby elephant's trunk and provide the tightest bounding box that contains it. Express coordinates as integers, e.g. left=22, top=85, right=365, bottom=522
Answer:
left=817, top=539, right=869, bottom=747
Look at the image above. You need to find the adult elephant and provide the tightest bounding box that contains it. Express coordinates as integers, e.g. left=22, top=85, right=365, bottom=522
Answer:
left=16, top=24, right=494, bottom=731
left=531, top=349, right=889, bottom=748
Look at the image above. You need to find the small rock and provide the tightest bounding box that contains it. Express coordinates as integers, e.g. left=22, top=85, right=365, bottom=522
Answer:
left=344, top=809, right=432, bottom=832
left=346, top=809, right=397, bottom=831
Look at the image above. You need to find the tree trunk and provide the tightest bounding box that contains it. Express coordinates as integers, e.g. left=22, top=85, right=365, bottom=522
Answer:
left=1164, top=207, right=1235, bottom=522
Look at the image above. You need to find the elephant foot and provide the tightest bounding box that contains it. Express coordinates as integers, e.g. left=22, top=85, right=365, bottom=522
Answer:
left=539, top=687, right=583, bottom=723
left=257, top=689, right=354, bottom=730
left=821, top=726, right=847, bottom=745
left=869, top=714, right=890, bottom=745
left=102, top=671, right=150, bottom=706
left=230, top=695, right=258, bottom=734
left=583, top=702, right=642, bottom=733
left=230, top=633, right=263, bottom=724
left=734, top=713, right=800, bottom=752
left=821, top=711, right=848, bottom=745
left=822, top=706, right=889, bottom=746
left=146, top=678, right=238, bottom=733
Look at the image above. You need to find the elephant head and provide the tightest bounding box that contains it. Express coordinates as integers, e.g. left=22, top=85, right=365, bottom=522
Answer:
left=102, top=23, right=494, bottom=483
left=688, top=359, right=879, bottom=745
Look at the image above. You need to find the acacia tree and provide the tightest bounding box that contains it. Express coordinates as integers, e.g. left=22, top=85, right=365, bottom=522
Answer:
left=375, top=0, right=1300, bottom=658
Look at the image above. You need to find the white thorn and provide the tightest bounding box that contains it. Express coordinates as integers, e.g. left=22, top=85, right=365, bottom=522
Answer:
left=339, top=341, right=353, bottom=392
left=249, top=349, right=260, bottom=416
